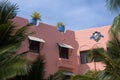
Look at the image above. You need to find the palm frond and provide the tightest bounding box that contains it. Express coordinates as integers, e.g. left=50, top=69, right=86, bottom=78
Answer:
left=0, top=0, right=18, bottom=24
left=71, top=75, right=93, bottom=80
left=0, top=54, right=28, bottom=79
left=89, top=34, right=120, bottom=80
left=26, top=55, right=45, bottom=80
left=0, top=0, right=31, bottom=79
left=89, top=48, right=106, bottom=63
left=70, top=71, right=100, bottom=80
left=106, top=0, right=120, bottom=11
left=109, top=14, right=120, bottom=38
left=52, top=70, right=66, bottom=80
left=97, top=70, right=120, bottom=80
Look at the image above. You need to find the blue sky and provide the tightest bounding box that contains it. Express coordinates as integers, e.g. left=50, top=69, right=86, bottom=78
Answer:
left=9, top=0, right=117, bottom=30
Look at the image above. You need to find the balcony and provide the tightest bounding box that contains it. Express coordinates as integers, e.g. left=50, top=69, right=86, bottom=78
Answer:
left=57, top=58, right=74, bottom=69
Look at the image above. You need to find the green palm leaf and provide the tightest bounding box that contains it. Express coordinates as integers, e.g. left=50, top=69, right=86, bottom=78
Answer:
left=0, top=0, right=31, bottom=79
left=106, top=0, right=120, bottom=11
left=0, top=0, right=18, bottom=24
left=70, top=71, right=100, bottom=80
left=27, top=56, right=45, bottom=80
left=109, top=15, right=120, bottom=38
left=89, top=37, right=120, bottom=80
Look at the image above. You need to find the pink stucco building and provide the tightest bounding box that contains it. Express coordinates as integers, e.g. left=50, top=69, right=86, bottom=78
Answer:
left=14, top=16, right=110, bottom=78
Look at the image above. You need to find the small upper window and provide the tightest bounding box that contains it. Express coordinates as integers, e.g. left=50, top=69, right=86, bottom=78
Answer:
left=59, top=46, right=69, bottom=59
left=28, top=36, right=45, bottom=53
left=29, top=40, right=40, bottom=53
left=57, top=43, right=74, bottom=59
left=80, top=51, right=91, bottom=64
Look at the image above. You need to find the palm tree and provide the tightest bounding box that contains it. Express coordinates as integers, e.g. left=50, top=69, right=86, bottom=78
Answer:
left=0, top=0, right=18, bottom=24
left=90, top=48, right=119, bottom=80
left=89, top=32, right=120, bottom=80
left=109, top=14, right=120, bottom=39
left=27, top=55, right=45, bottom=80
left=0, top=0, right=31, bottom=79
left=106, top=0, right=120, bottom=11
left=106, top=0, right=120, bottom=36
left=87, top=1, right=120, bottom=79
left=48, top=70, right=72, bottom=80
left=70, top=71, right=100, bottom=80
left=15, top=55, right=46, bottom=80
left=89, top=14, right=120, bottom=80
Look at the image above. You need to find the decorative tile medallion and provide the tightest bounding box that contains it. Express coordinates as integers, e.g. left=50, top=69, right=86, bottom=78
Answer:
left=90, top=31, right=104, bottom=42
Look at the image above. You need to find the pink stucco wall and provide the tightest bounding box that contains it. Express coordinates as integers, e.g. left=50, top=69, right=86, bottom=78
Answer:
left=75, top=26, right=110, bottom=74
left=14, top=17, right=110, bottom=78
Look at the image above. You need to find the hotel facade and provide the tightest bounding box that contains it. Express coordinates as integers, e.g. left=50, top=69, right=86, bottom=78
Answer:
left=14, top=16, right=110, bottom=78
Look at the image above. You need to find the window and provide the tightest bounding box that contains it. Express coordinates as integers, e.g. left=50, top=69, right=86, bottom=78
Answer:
left=94, top=48, right=104, bottom=62
left=80, top=51, right=91, bottom=64
left=29, top=40, right=40, bottom=53
left=59, top=46, right=69, bottom=59
left=57, top=43, right=73, bottom=59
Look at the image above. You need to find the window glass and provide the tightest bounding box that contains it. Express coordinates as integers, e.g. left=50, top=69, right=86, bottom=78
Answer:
left=80, top=51, right=91, bottom=64
left=29, top=40, right=40, bottom=53
left=59, top=46, right=69, bottom=59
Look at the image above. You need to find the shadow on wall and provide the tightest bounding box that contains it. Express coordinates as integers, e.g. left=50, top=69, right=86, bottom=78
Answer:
left=64, top=30, right=90, bottom=75
left=78, top=45, right=91, bottom=74
left=78, top=43, right=104, bottom=74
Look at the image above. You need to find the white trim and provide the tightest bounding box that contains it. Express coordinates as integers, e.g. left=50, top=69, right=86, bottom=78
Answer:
left=58, top=43, right=74, bottom=49
left=28, top=36, right=45, bottom=43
